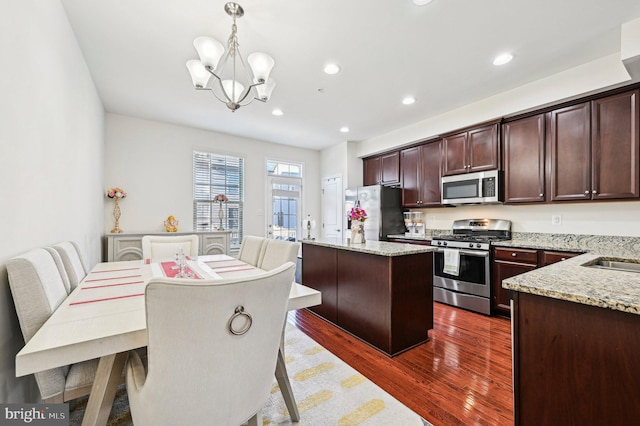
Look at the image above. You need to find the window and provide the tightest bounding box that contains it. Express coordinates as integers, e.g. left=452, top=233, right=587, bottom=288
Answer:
left=193, top=151, right=244, bottom=247
left=267, top=160, right=302, bottom=241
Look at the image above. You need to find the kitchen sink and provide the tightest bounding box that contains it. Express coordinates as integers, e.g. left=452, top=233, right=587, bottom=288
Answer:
left=584, top=258, right=640, bottom=273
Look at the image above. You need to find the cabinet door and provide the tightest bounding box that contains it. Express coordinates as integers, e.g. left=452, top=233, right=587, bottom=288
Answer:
left=503, top=114, right=546, bottom=203
left=468, top=123, right=499, bottom=172
left=400, top=147, right=420, bottom=207
left=549, top=102, right=592, bottom=201
left=442, top=132, right=468, bottom=176
left=420, top=140, right=442, bottom=206
left=591, top=90, right=640, bottom=200
left=363, top=156, right=381, bottom=186
left=301, top=244, right=338, bottom=322
left=493, top=260, right=536, bottom=316
left=380, top=152, right=400, bottom=185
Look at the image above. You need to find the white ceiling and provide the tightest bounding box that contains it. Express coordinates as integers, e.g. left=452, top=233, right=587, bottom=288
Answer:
left=61, top=0, right=640, bottom=151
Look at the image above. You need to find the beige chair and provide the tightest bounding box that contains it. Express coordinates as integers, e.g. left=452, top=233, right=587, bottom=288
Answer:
left=237, top=235, right=266, bottom=266
left=141, top=234, right=199, bottom=261
left=7, top=248, right=99, bottom=402
left=125, top=262, right=296, bottom=426
left=47, top=241, right=88, bottom=292
left=258, top=239, right=300, bottom=271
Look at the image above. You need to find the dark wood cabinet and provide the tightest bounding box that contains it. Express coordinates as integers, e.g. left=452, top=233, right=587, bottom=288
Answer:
left=492, top=247, right=580, bottom=316
left=512, top=292, right=640, bottom=425
left=400, top=140, right=442, bottom=207
left=549, top=102, right=592, bottom=201
left=492, top=247, right=538, bottom=316
left=363, top=151, right=400, bottom=186
left=301, top=243, right=338, bottom=322
left=442, top=123, right=499, bottom=176
left=591, top=89, right=640, bottom=200
left=550, top=89, right=640, bottom=202
left=503, top=114, right=546, bottom=203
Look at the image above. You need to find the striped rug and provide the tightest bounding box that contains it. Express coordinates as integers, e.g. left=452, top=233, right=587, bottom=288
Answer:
left=70, top=324, right=430, bottom=425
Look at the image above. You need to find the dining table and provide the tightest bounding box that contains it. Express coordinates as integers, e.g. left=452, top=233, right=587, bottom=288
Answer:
left=15, top=254, right=321, bottom=426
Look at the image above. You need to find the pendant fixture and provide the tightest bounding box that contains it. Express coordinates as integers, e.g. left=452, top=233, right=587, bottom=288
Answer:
left=186, top=2, right=275, bottom=112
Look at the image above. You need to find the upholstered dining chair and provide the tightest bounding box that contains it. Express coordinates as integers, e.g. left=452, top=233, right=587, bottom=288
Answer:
left=237, top=235, right=266, bottom=266
left=47, top=241, right=88, bottom=292
left=7, top=248, right=99, bottom=402
left=125, top=262, right=296, bottom=426
left=258, top=239, right=300, bottom=271
left=141, top=234, right=199, bottom=261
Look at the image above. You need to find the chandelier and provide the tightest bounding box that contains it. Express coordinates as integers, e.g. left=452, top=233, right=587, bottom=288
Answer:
left=186, top=2, right=275, bottom=112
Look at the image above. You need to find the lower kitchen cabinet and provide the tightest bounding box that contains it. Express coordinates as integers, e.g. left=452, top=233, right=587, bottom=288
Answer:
left=492, top=247, right=580, bottom=316
left=512, top=291, right=640, bottom=425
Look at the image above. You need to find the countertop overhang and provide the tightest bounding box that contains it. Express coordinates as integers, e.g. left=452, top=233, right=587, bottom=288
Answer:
left=301, top=239, right=435, bottom=257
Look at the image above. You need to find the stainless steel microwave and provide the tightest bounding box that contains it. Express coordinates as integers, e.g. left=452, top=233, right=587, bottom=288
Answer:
left=441, top=170, right=502, bottom=205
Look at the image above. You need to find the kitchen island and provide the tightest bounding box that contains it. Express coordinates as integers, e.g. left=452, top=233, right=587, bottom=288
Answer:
left=503, top=242, right=640, bottom=426
left=301, top=239, right=435, bottom=356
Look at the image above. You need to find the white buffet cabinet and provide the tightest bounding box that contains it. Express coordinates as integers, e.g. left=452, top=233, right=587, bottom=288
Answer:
left=105, top=231, right=231, bottom=262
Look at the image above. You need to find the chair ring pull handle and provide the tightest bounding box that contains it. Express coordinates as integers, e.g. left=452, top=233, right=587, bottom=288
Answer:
left=228, top=305, right=252, bottom=335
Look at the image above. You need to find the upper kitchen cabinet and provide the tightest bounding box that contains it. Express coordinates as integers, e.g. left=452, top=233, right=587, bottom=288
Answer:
left=363, top=151, right=400, bottom=186
left=591, top=90, right=640, bottom=200
left=550, top=90, right=640, bottom=201
left=400, top=140, right=442, bottom=207
left=442, top=122, right=500, bottom=176
left=503, top=114, right=546, bottom=204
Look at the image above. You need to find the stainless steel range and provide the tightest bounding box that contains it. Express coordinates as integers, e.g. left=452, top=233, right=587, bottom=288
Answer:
left=431, top=219, right=512, bottom=315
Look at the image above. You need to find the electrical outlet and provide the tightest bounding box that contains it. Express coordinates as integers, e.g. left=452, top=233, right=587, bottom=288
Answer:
left=551, top=215, right=562, bottom=225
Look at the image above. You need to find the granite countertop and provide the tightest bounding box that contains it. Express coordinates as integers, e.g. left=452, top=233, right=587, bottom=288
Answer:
left=500, top=232, right=640, bottom=315
left=387, top=233, right=433, bottom=242
left=301, top=239, right=436, bottom=257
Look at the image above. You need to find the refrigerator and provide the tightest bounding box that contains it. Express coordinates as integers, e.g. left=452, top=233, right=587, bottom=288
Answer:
left=344, top=185, right=406, bottom=241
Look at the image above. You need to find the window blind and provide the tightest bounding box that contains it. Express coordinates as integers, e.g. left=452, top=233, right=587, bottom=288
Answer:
left=193, top=151, right=244, bottom=248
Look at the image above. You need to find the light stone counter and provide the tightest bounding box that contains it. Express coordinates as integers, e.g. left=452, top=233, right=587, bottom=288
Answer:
left=500, top=232, right=640, bottom=315
left=302, top=239, right=436, bottom=257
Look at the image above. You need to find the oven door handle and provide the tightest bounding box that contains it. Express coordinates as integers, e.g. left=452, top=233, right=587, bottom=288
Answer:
left=436, top=248, right=489, bottom=258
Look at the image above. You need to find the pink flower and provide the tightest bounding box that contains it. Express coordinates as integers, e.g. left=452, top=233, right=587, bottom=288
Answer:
left=106, top=187, right=126, bottom=199
left=213, top=194, right=228, bottom=202
left=349, top=207, right=367, bottom=222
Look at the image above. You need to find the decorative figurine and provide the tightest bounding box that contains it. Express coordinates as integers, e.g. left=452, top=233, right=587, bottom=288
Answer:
left=164, top=215, right=179, bottom=232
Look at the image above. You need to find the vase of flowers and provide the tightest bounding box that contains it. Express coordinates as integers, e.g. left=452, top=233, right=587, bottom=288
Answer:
left=349, top=205, right=367, bottom=244
left=106, top=187, right=127, bottom=233
left=213, top=194, right=228, bottom=230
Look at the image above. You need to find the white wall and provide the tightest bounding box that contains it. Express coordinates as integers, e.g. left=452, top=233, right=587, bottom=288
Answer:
left=105, top=114, right=321, bottom=239
left=0, top=0, right=105, bottom=403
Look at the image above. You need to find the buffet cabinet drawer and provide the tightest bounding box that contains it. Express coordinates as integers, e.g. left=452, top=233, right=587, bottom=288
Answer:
left=539, top=250, right=580, bottom=266
left=494, top=247, right=538, bottom=264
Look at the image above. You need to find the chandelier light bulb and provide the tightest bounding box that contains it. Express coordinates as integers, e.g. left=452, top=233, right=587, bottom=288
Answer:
left=248, top=52, right=275, bottom=83
left=193, top=37, right=225, bottom=70
left=186, top=60, right=211, bottom=88
left=222, top=80, right=245, bottom=103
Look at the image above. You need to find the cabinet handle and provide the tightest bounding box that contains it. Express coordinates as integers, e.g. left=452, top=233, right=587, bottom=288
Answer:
left=584, top=190, right=589, bottom=194
left=511, top=253, right=517, bottom=257
left=561, top=257, right=566, bottom=261
left=592, top=190, right=596, bottom=194
left=539, top=193, right=543, bottom=197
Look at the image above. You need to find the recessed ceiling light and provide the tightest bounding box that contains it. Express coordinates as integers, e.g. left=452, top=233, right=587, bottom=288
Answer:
left=340, top=126, right=350, bottom=133
left=412, top=0, right=434, bottom=5
left=402, top=96, right=416, bottom=105
left=272, top=109, right=284, bottom=116
left=324, top=63, right=341, bottom=75
left=493, top=53, right=514, bottom=66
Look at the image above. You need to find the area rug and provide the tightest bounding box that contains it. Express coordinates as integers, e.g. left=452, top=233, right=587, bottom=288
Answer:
left=69, top=324, right=430, bottom=425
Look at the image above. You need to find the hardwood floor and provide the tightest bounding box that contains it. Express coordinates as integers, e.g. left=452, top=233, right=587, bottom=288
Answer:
left=288, top=302, right=513, bottom=426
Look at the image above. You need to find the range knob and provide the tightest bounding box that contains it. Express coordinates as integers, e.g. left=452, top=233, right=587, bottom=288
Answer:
left=469, top=243, right=474, bottom=248
left=476, top=243, right=482, bottom=248
left=443, top=241, right=447, bottom=246
left=436, top=241, right=442, bottom=246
